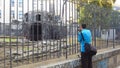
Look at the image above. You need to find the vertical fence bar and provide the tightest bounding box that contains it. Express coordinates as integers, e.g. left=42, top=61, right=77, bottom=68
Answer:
left=71, top=0, right=74, bottom=54
left=21, top=0, right=24, bottom=64
left=67, top=0, right=71, bottom=55
left=32, top=0, right=35, bottom=63
left=62, top=0, right=64, bottom=57
left=76, top=1, right=79, bottom=53
left=94, top=13, right=97, bottom=47
left=3, top=0, right=6, bottom=68
left=41, top=0, right=43, bottom=60
left=74, top=0, right=77, bottom=54
left=55, top=0, right=58, bottom=58
left=113, top=26, right=115, bottom=48
left=57, top=0, right=60, bottom=58
left=45, top=0, right=48, bottom=60
left=53, top=0, right=55, bottom=59
left=59, top=0, right=62, bottom=57
left=48, top=0, right=51, bottom=59
left=16, top=0, right=19, bottom=65
left=62, top=0, right=65, bottom=57
left=74, top=1, right=77, bottom=54
left=36, top=0, right=38, bottom=61
left=113, top=12, right=115, bottom=48
left=65, top=0, right=67, bottom=59
left=36, top=0, right=39, bottom=61
left=9, top=0, right=12, bottom=68
left=27, top=0, right=30, bottom=63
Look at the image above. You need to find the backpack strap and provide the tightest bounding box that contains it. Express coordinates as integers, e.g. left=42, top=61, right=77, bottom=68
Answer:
left=81, top=32, right=85, bottom=41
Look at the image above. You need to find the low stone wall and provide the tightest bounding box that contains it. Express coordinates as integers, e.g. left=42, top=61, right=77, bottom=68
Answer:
left=38, top=47, right=120, bottom=68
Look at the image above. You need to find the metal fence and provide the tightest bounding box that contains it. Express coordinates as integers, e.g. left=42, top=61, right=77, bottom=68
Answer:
left=0, top=0, right=120, bottom=68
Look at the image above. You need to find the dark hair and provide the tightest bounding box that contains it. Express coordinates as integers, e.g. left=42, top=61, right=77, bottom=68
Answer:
left=82, top=24, right=86, bottom=28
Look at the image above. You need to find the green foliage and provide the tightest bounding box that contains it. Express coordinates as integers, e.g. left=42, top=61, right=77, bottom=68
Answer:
left=79, top=3, right=112, bottom=29
left=71, top=0, right=117, bottom=29
left=0, top=38, right=17, bottom=42
left=71, top=0, right=115, bottom=7
left=110, top=11, right=120, bottom=27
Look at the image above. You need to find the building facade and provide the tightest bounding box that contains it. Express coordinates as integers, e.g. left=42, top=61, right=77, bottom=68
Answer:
left=0, top=0, right=77, bottom=23
left=0, top=0, right=77, bottom=35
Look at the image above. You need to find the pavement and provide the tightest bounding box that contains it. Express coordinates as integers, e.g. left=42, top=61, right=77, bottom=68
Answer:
left=117, top=66, right=120, bottom=68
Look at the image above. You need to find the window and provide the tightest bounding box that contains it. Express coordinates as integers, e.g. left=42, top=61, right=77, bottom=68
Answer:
left=11, top=0, right=14, bottom=7
left=36, top=14, right=41, bottom=21
left=0, top=10, right=1, bottom=18
left=25, top=13, right=28, bottom=22
left=19, top=0, right=23, bottom=7
left=19, top=11, right=23, bottom=19
left=102, top=30, right=107, bottom=35
left=11, top=10, right=15, bottom=18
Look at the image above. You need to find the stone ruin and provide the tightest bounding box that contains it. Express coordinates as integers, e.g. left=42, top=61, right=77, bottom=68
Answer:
left=23, top=11, right=67, bottom=41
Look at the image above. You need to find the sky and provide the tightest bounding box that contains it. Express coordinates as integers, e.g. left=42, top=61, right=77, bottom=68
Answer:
left=115, top=0, right=120, bottom=5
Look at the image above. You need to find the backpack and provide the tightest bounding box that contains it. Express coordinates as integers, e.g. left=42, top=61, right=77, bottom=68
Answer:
left=81, top=32, right=97, bottom=56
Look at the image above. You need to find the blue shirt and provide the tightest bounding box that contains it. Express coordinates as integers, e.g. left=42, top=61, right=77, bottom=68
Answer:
left=78, top=29, right=92, bottom=52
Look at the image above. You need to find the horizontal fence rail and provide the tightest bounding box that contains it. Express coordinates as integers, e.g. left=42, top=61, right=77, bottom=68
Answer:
left=0, top=0, right=120, bottom=68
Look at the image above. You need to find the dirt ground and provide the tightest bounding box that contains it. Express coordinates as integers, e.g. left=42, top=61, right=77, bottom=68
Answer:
left=0, top=39, right=120, bottom=68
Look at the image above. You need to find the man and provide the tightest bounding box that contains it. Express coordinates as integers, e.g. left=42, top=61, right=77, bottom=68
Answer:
left=78, top=24, right=92, bottom=68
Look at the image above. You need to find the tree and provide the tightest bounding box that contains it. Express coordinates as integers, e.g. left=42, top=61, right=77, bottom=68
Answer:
left=110, top=10, right=120, bottom=28
left=71, top=0, right=116, bottom=7
left=71, top=0, right=116, bottom=29
left=80, top=3, right=112, bottom=29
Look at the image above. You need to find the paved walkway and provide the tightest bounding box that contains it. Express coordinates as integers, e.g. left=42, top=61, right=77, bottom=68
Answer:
left=117, top=67, right=120, bottom=68
left=116, top=66, right=120, bottom=68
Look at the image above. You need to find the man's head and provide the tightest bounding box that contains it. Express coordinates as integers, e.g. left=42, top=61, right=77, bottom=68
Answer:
left=80, top=24, right=86, bottom=30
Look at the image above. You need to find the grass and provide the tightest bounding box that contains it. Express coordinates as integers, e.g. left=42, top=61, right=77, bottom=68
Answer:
left=0, top=38, right=17, bottom=42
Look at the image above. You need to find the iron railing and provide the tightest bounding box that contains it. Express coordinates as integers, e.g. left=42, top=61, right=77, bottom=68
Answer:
left=0, top=0, right=120, bottom=68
